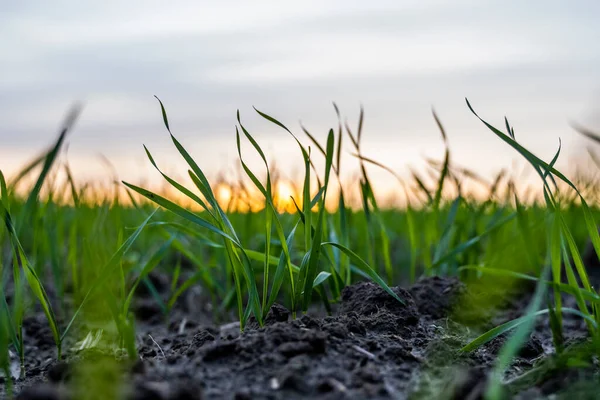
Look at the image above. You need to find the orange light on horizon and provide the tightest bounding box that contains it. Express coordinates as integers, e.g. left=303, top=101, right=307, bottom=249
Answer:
left=215, top=184, right=233, bottom=209
left=274, top=181, right=297, bottom=213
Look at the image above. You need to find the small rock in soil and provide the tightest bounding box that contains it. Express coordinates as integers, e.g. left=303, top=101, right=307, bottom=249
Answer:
left=192, top=330, right=215, bottom=348
left=264, top=303, right=290, bottom=325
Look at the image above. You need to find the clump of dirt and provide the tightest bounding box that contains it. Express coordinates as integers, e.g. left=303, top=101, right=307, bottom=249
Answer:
left=5, top=276, right=598, bottom=400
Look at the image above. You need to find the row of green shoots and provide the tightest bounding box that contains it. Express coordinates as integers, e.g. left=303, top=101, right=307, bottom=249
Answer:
left=2, top=97, right=600, bottom=399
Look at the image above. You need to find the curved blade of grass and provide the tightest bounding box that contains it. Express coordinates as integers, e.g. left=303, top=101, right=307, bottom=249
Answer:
left=122, top=182, right=236, bottom=243
left=154, top=96, right=218, bottom=210
left=467, top=98, right=600, bottom=269
left=186, top=171, right=238, bottom=239
left=461, top=307, right=596, bottom=353
left=143, top=145, right=214, bottom=218
left=235, top=128, right=267, bottom=195
left=313, top=271, right=331, bottom=288
left=357, top=105, right=364, bottom=145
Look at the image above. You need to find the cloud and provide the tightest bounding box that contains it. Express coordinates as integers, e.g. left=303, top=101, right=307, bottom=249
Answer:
left=0, top=0, right=598, bottom=184
left=201, top=30, right=552, bottom=84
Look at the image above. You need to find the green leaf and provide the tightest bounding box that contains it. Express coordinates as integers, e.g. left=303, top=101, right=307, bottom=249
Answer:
left=461, top=308, right=596, bottom=353
left=313, top=271, right=331, bottom=288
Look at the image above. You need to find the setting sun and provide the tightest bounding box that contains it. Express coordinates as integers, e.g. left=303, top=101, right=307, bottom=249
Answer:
left=215, top=184, right=232, bottom=208
left=274, top=181, right=297, bottom=213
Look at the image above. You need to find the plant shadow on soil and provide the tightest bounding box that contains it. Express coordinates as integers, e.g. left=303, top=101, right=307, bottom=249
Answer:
left=5, top=260, right=600, bottom=400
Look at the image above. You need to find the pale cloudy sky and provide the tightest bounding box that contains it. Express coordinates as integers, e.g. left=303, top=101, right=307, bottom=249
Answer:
left=1, top=0, right=599, bottom=191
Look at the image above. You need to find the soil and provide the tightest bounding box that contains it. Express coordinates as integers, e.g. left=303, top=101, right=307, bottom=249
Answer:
left=3, top=272, right=599, bottom=400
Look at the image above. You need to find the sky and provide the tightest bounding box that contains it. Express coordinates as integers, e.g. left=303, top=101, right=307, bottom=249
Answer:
left=1, top=0, right=599, bottom=195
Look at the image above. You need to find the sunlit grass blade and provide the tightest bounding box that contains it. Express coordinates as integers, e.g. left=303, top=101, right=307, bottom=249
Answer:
left=154, top=96, right=219, bottom=211
left=143, top=145, right=214, bottom=218
left=122, top=183, right=235, bottom=243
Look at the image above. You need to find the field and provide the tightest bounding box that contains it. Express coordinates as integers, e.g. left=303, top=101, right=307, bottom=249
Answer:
left=3, top=98, right=600, bottom=399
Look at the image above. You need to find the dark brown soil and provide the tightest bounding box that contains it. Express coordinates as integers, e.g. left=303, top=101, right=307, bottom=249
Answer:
left=3, top=275, right=598, bottom=400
